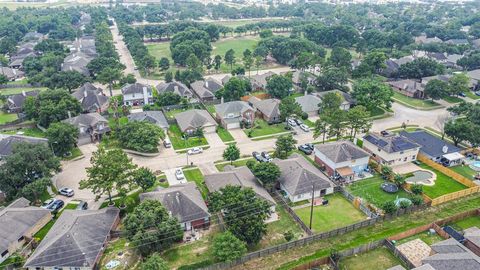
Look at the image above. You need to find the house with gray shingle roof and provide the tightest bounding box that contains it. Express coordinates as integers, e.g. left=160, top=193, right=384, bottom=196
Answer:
left=317, top=90, right=355, bottom=110
left=314, top=141, right=370, bottom=181
left=215, top=101, right=254, bottom=129
left=0, top=67, right=25, bottom=81
left=363, top=132, right=420, bottom=166
left=63, top=113, right=110, bottom=145
left=174, top=109, right=216, bottom=134
left=190, top=78, right=223, bottom=101
left=140, top=182, right=210, bottom=231
left=388, top=79, right=425, bottom=99
left=61, top=52, right=94, bottom=76
left=128, top=111, right=169, bottom=130
left=273, top=154, right=335, bottom=203
left=250, top=71, right=276, bottom=90
left=0, top=135, right=48, bottom=160
left=464, top=226, right=480, bottom=256
left=6, top=90, right=39, bottom=113
left=0, top=198, right=52, bottom=264
left=204, top=166, right=276, bottom=211
left=24, top=207, right=120, bottom=270
left=156, top=81, right=193, bottom=99
left=121, top=83, right=154, bottom=106
left=72, top=83, right=109, bottom=113
left=248, top=97, right=281, bottom=123
left=295, top=94, right=322, bottom=117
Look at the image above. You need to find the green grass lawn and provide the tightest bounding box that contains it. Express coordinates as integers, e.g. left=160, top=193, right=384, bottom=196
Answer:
left=346, top=175, right=412, bottom=208
left=393, top=92, right=441, bottom=109
left=0, top=111, right=18, bottom=124
left=184, top=168, right=208, bottom=199
left=63, top=147, right=83, bottom=161
left=338, top=246, right=403, bottom=270
left=146, top=42, right=172, bottom=61
left=466, top=91, right=480, bottom=100
left=450, top=165, right=478, bottom=180
left=1, top=127, right=45, bottom=137
left=216, top=127, right=234, bottom=142
left=443, top=95, right=463, bottom=104
left=215, top=158, right=256, bottom=171
left=34, top=218, right=56, bottom=240
left=206, top=105, right=216, bottom=114
left=100, top=190, right=141, bottom=215
left=368, top=106, right=389, bottom=119
left=418, top=163, right=467, bottom=198
left=244, top=119, right=287, bottom=137
left=396, top=231, right=445, bottom=246
left=168, top=124, right=208, bottom=150
left=294, top=193, right=367, bottom=233
left=0, top=87, right=47, bottom=96
left=303, top=118, right=315, bottom=128
left=451, top=215, right=480, bottom=231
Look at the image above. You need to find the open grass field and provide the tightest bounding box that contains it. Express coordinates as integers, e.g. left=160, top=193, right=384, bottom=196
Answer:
left=393, top=92, right=442, bottom=109
left=168, top=124, right=208, bottom=150
left=294, top=193, right=367, bottom=233
left=146, top=42, right=172, bottom=61
left=216, top=126, right=234, bottom=142
left=244, top=119, right=287, bottom=138
left=184, top=168, right=209, bottom=199
left=418, top=163, right=467, bottom=198
left=346, top=175, right=412, bottom=208
left=338, top=246, right=403, bottom=270
left=450, top=165, right=478, bottom=180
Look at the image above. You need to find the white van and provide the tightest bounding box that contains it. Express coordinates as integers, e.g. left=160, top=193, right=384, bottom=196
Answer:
left=163, top=139, right=172, bottom=148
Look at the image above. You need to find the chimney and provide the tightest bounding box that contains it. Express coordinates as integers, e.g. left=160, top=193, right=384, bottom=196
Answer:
left=174, top=85, right=178, bottom=92
left=205, top=80, right=209, bottom=88
left=84, top=90, right=88, bottom=98
left=22, top=90, right=26, bottom=97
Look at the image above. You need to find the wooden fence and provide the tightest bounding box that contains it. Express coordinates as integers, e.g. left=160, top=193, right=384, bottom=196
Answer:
left=337, top=186, right=377, bottom=218
left=272, top=193, right=313, bottom=236
left=431, top=186, right=480, bottom=206
left=384, top=239, right=416, bottom=269
left=417, top=154, right=476, bottom=188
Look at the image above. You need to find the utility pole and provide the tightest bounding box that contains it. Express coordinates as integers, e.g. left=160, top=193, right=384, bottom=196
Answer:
left=309, top=173, right=315, bottom=230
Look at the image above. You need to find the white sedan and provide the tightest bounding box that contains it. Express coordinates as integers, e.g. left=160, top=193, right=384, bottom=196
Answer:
left=187, top=147, right=203, bottom=155
left=299, top=124, right=310, bottom=132
left=175, top=169, right=185, bottom=180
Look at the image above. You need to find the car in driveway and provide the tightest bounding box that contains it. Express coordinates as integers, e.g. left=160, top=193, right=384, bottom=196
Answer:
left=59, top=187, right=74, bottom=197
left=187, top=147, right=203, bottom=155
left=76, top=201, right=88, bottom=210
left=475, top=91, right=480, bottom=96
left=252, top=151, right=265, bottom=162
left=459, top=92, right=466, bottom=97
left=48, top=199, right=64, bottom=212
left=175, top=168, right=185, bottom=180
left=41, top=199, right=56, bottom=209
left=299, top=124, right=310, bottom=132
left=261, top=151, right=272, bottom=162
left=298, top=144, right=313, bottom=155
left=294, top=119, right=303, bottom=125
left=287, top=118, right=297, bottom=127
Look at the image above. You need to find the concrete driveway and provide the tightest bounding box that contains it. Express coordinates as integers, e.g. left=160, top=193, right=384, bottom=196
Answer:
left=204, top=132, right=225, bottom=148
left=164, top=168, right=187, bottom=186
left=229, top=128, right=251, bottom=143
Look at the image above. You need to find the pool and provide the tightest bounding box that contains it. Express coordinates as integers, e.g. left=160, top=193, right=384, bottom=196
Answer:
left=406, top=170, right=435, bottom=186
left=470, top=161, right=480, bottom=172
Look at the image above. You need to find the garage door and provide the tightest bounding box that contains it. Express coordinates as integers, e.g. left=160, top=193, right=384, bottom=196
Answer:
left=204, top=125, right=216, bottom=133
left=227, top=122, right=240, bottom=129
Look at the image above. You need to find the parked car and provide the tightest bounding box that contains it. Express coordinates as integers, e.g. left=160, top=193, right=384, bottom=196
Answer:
left=380, top=130, right=390, bottom=136
left=252, top=151, right=263, bottom=162
left=475, top=91, right=480, bottom=96
left=41, top=198, right=56, bottom=209
left=294, top=119, right=303, bottom=125
left=287, top=118, right=297, bottom=127
left=175, top=168, right=185, bottom=180
left=76, top=201, right=88, bottom=210
left=261, top=151, right=272, bottom=162
left=459, top=92, right=466, bottom=97
left=305, top=143, right=314, bottom=150
left=59, top=187, right=74, bottom=197
left=48, top=199, right=64, bottom=212
left=187, top=147, right=203, bottom=155
left=163, top=139, right=172, bottom=148
left=298, top=144, right=313, bottom=155
left=299, top=124, right=310, bottom=132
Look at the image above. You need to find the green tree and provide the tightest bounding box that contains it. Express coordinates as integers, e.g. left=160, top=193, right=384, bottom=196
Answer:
left=133, top=167, right=156, bottom=191
left=212, top=231, right=247, bottom=262
left=382, top=201, right=398, bottom=214
left=424, top=79, right=449, bottom=101
left=218, top=77, right=250, bottom=101
left=393, top=174, right=406, bottom=187
left=141, top=254, right=169, bottom=270
left=448, top=73, right=470, bottom=96
left=275, top=134, right=297, bottom=159
left=225, top=49, right=236, bottom=71
left=444, top=119, right=471, bottom=146
left=243, top=49, right=254, bottom=77
left=346, top=105, right=371, bottom=139
left=353, top=51, right=387, bottom=77
left=156, top=92, right=182, bottom=106
left=45, top=122, right=79, bottom=157
left=116, top=121, right=165, bottom=153
left=411, top=184, right=423, bottom=195
left=20, top=178, right=51, bottom=204
left=223, top=144, right=240, bottom=164
left=279, top=96, right=302, bottom=121
left=80, top=147, right=137, bottom=204
left=316, top=67, right=348, bottom=92
left=352, top=79, right=394, bottom=111
left=0, top=74, right=9, bottom=85
left=254, top=56, right=263, bottom=74
left=159, top=57, right=170, bottom=71
left=381, top=165, right=394, bottom=181
left=214, top=55, right=222, bottom=71
left=328, top=47, right=352, bottom=68
left=313, top=118, right=329, bottom=143
left=98, top=67, right=122, bottom=96
left=266, top=75, right=293, bottom=99
left=251, top=162, right=281, bottom=191
left=398, top=57, right=445, bottom=79
left=165, top=71, right=173, bottom=83
left=318, top=92, right=343, bottom=114
left=124, top=200, right=183, bottom=256
left=208, top=186, right=270, bottom=245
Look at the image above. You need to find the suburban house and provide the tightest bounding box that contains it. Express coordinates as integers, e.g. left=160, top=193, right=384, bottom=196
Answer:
left=128, top=111, right=169, bottom=130
left=139, top=182, right=210, bottom=231
left=250, top=71, right=276, bottom=90
left=400, top=130, right=464, bottom=166
left=289, top=70, right=316, bottom=90
left=9, top=42, right=37, bottom=69
left=72, top=83, right=109, bottom=113
left=6, top=90, right=39, bottom=113
left=121, top=83, right=154, bottom=106
left=388, top=79, right=425, bottom=99
left=295, top=94, right=322, bottom=117
left=204, top=166, right=276, bottom=212
left=248, top=97, right=281, bottom=124
left=0, top=198, right=52, bottom=264
left=314, top=141, right=371, bottom=182
left=23, top=32, right=45, bottom=42
left=317, top=90, right=355, bottom=110
left=445, top=39, right=469, bottom=46
left=156, top=81, right=193, bottom=99
left=63, top=112, right=110, bottom=145
left=0, top=135, right=48, bottom=160
left=363, top=132, right=420, bottom=166
left=190, top=78, right=223, bottom=101
left=383, top=56, right=415, bottom=77
left=415, top=35, right=443, bottom=44
left=215, top=101, right=255, bottom=129
left=0, top=67, right=25, bottom=81
left=61, top=52, right=93, bottom=76
left=467, top=69, right=480, bottom=89
left=24, top=207, right=120, bottom=270
left=273, top=154, right=335, bottom=203
left=175, top=109, right=217, bottom=134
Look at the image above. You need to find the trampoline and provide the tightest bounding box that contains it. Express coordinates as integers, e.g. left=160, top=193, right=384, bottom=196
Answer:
left=381, top=182, right=398, bottom=193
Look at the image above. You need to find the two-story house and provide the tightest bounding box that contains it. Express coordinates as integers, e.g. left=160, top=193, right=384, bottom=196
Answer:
left=363, top=132, right=420, bottom=167
left=121, top=83, right=154, bottom=106
left=214, top=101, right=255, bottom=129
left=63, top=113, right=110, bottom=145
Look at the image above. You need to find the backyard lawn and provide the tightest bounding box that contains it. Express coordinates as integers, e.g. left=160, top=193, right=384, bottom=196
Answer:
left=347, top=175, right=412, bottom=208
left=244, top=119, right=287, bottom=138
left=0, top=111, right=18, bottom=124
left=450, top=165, right=478, bottom=180
left=294, top=193, right=367, bottom=233
left=215, top=158, right=256, bottom=171
left=1, top=127, right=45, bottom=137
left=418, top=163, right=467, bottom=198
left=216, top=127, right=234, bottom=142
left=466, top=91, right=480, bottom=100
left=184, top=168, right=208, bottom=199
left=168, top=124, right=208, bottom=150
left=0, top=87, right=47, bottom=96
left=396, top=231, right=445, bottom=246
left=392, top=92, right=441, bottom=109
left=443, top=95, right=463, bottom=104
left=338, top=246, right=403, bottom=270
left=450, top=215, right=480, bottom=231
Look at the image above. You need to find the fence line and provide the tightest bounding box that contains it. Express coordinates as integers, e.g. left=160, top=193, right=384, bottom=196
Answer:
left=384, top=239, right=416, bottom=269
left=272, top=192, right=313, bottom=236
left=417, top=154, right=476, bottom=188
left=430, top=186, right=480, bottom=206
left=337, top=186, right=377, bottom=218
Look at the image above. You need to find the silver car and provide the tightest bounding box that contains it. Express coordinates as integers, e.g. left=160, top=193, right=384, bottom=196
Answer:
left=300, top=124, right=310, bottom=132
left=175, top=169, right=185, bottom=180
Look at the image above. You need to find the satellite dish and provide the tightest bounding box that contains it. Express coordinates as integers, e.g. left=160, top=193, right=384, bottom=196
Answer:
left=442, top=145, right=448, bottom=154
